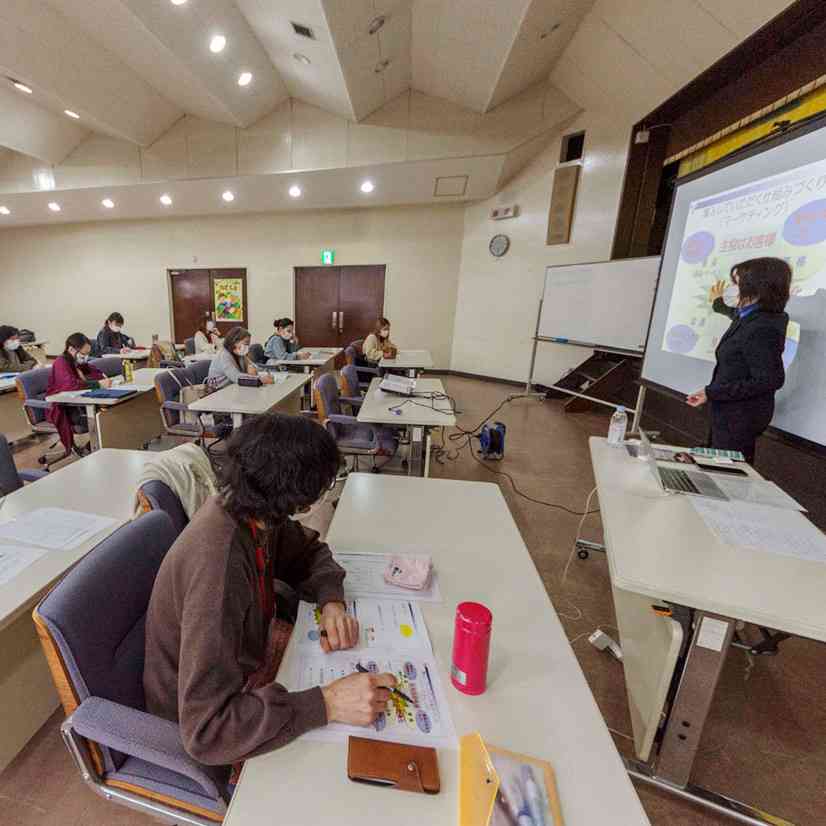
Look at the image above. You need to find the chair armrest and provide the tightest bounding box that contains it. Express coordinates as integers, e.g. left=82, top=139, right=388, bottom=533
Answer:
left=69, top=697, right=224, bottom=801
left=19, top=469, right=48, bottom=483
left=24, top=399, right=51, bottom=410
left=162, top=400, right=189, bottom=412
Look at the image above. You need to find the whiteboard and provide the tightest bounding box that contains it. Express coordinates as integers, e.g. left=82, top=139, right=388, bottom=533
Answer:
left=538, top=256, right=661, bottom=355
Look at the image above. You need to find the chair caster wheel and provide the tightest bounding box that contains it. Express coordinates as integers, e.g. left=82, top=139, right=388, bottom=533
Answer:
left=577, top=549, right=589, bottom=560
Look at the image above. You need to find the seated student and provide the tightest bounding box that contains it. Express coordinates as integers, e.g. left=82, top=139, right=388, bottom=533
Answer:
left=0, top=326, right=37, bottom=373
left=208, top=326, right=274, bottom=387
left=95, top=312, right=136, bottom=355
left=264, top=317, right=310, bottom=362
left=46, top=333, right=113, bottom=456
left=194, top=318, right=223, bottom=354
left=144, top=413, right=397, bottom=770
left=362, top=317, right=397, bottom=363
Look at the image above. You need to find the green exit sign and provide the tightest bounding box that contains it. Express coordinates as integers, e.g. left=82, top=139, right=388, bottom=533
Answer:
left=321, top=249, right=335, bottom=265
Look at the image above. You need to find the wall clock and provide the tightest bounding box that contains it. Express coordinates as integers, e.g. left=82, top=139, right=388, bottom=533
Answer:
left=489, top=233, right=510, bottom=257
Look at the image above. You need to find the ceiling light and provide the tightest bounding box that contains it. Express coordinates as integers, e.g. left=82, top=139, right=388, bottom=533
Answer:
left=293, top=53, right=311, bottom=65
left=368, top=15, right=387, bottom=35
left=11, top=80, right=32, bottom=94
left=48, top=202, right=61, bottom=212
left=360, top=180, right=375, bottom=194
left=289, top=185, right=302, bottom=198
left=64, top=109, right=80, bottom=119
left=102, top=198, right=115, bottom=209
left=209, top=35, right=226, bottom=53
left=0, top=207, right=10, bottom=216
left=170, top=0, right=187, bottom=5
left=222, top=190, right=235, bottom=202
left=373, top=59, right=391, bottom=74
left=237, top=72, right=252, bottom=87
left=160, top=194, right=172, bottom=206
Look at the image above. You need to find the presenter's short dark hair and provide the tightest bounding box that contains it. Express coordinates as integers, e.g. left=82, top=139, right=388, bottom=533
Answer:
left=732, top=257, right=791, bottom=313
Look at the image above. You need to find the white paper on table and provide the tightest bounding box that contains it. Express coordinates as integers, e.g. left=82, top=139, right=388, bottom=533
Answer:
left=0, top=508, right=118, bottom=550
left=712, top=476, right=806, bottom=511
left=282, top=650, right=457, bottom=749
left=689, top=498, right=826, bottom=562
left=0, top=545, right=50, bottom=585
left=334, top=551, right=442, bottom=602
left=293, top=599, right=432, bottom=654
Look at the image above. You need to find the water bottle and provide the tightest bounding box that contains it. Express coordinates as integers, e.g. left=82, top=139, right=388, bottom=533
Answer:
left=451, top=602, right=492, bottom=696
left=608, top=405, right=628, bottom=445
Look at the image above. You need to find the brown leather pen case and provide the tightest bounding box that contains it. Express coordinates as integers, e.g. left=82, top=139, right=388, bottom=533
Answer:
left=347, top=736, right=440, bottom=795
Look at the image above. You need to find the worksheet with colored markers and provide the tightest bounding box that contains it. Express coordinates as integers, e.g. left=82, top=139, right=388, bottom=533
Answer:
left=293, top=598, right=433, bottom=654
left=284, top=651, right=457, bottom=749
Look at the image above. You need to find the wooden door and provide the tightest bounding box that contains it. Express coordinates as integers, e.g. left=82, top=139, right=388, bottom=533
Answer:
left=338, top=265, right=386, bottom=345
left=294, top=265, right=386, bottom=348
left=169, top=268, right=248, bottom=342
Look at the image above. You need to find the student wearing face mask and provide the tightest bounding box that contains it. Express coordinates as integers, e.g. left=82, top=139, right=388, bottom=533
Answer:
left=46, top=333, right=113, bottom=456
left=95, top=312, right=136, bottom=355
left=208, top=327, right=274, bottom=388
left=194, top=318, right=223, bottom=354
left=264, top=317, right=311, bottom=362
left=361, top=317, right=396, bottom=363
left=0, top=326, right=37, bottom=373
left=144, top=413, right=397, bottom=774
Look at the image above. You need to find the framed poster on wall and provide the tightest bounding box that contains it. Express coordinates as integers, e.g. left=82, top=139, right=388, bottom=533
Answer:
left=213, top=277, right=245, bottom=322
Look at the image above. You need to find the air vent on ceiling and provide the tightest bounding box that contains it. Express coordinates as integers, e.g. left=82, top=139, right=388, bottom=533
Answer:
left=434, top=176, right=469, bottom=197
left=291, top=21, right=316, bottom=40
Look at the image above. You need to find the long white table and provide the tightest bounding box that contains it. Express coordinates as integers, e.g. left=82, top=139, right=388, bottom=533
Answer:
left=379, top=349, right=434, bottom=377
left=224, top=473, right=649, bottom=826
left=266, top=348, right=342, bottom=408
left=357, top=377, right=455, bottom=476
left=0, top=449, right=157, bottom=772
left=590, top=436, right=825, bottom=825
left=188, top=373, right=312, bottom=428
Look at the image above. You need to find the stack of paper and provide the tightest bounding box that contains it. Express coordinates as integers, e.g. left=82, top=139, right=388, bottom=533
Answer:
left=0, top=508, right=117, bottom=551
left=280, top=597, right=456, bottom=749
left=334, top=551, right=442, bottom=602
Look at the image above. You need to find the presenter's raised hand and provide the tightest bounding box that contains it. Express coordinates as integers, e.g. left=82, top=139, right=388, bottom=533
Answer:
left=708, top=280, right=726, bottom=302
left=686, top=389, right=707, bottom=407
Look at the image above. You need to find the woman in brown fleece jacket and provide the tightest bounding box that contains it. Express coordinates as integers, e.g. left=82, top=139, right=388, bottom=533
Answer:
left=143, top=414, right=397, bottom=772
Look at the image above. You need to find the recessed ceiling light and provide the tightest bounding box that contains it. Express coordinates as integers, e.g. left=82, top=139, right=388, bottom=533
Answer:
left=237, top=71, right=253, bottom=87
left=102, top=198, right=115, bottom=209
left=0, top=206, right=10, bottom=216
left=293, top=53, right=311, bottom=65
left=48, top=202, right=61, bottom=212
left=368, top=15, right=387, bottom=35
left=11, top=80, right=32, bottom=94
left=360, top=180, right=375, bottom=194
left=289, top=185, right=302, bottom=198
left=209, top=35, right=227, bottom=53
left=170, top=0, right=187, bottom=5
left=64, top=109, right=80, bottom=119
left=222, top=190, right=235, bottom=202
left=160, top=194, right=173, bottom=206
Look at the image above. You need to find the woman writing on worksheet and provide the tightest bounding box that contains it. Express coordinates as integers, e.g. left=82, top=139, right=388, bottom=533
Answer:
left=687, top=257, right=791, bottom=464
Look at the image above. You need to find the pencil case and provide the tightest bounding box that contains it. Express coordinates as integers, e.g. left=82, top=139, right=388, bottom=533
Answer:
left=384, top=555, right=432, bottom=590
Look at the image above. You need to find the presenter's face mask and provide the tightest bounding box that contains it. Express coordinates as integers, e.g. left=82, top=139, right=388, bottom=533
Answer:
left=4, top=338, right=20, bottom=351
left=723, top=284, right=740, bottom=307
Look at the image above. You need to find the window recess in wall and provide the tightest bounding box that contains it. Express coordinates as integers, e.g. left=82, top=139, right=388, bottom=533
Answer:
left=547, top=132, right=585, bottom=245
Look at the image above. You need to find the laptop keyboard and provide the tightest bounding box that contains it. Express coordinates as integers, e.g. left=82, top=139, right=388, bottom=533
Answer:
left=659, top=467, right=700, bottom=495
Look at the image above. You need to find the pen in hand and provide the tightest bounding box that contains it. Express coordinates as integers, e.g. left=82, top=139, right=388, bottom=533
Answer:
left=355, top=663, right=417, bottom=706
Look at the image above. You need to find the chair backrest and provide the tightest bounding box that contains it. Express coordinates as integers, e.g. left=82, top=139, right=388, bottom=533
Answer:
left=344, top=345, right=358, bottom=366
left=248, top=343, right=266, bottom=366
left=34, top=511, right=177, bottom=772
left=350, top=339, right=364, bottom=353
left=314, top=372, right=342, bottom=421
left=154, top=368, right=191, bottom=427
left=138, top=480, right=189, bottom=537
left=0, top=433, right=22, bottom=495
left=90, top=357, right=123, bottom=378
left=184, top=337, right=195, bottom=356
left=16, top=366, right=52, bottom=425
left=187, top=360, right=210, bottom=384
left=340, top=364, right=361, bottom=398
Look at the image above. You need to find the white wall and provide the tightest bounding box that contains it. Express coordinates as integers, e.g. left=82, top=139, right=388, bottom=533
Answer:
left=450, top=111, right=632, bottom=385
left=0, top=204, right=465, bottom=367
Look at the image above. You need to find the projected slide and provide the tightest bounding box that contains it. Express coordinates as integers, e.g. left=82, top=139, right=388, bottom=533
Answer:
left=643, top=118, right=826, bottom=448
left=663, top=157, right=826, bottom=364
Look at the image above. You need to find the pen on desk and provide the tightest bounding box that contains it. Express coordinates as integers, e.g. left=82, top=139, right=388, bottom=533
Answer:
left=355, top=663, right=417, bottom=706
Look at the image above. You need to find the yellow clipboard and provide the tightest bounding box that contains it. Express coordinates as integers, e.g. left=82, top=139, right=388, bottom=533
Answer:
left=459, top=732, right=564, bottom=826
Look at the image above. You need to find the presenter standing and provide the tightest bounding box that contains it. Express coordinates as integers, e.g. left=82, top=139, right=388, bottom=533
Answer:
left=686, top=257, right=791, bottom=463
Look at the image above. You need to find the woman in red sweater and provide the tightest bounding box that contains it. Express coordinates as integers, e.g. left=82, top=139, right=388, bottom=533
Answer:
left=46, top=333, right=112, bottom=457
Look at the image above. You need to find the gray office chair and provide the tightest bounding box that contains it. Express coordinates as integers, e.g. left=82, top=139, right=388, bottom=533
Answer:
left=33, top=512, right=229, bottom=824
left=0, top=433, right=48, bottom=494
left=89, top=357, right=124, bottom=378
left=248, top=343, right=267, bottom=367
left=137, top=479, right=190, bottom=538
left=184, top=337, right=196, bottom=356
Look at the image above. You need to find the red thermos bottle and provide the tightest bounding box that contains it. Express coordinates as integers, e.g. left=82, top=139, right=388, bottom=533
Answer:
left=451, top=602, right=492, bottom=695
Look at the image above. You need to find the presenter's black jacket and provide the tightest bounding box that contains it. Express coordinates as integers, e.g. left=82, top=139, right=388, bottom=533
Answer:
left=707, top=298, right=788, bottom=462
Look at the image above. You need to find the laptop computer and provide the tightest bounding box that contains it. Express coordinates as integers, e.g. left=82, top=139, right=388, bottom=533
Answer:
left=379, top=375, right=417, bottom=396
left=638, top=429, right=728, bottom=501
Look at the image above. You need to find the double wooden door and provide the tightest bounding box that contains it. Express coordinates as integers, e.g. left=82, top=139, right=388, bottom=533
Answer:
left=168, top=268, right=247, bottom=342
left=294, top=265, right=386, bottom=348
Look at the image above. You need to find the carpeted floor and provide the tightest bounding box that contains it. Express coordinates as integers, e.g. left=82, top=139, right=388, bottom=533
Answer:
left=2, top=375, right=824, bottom=825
